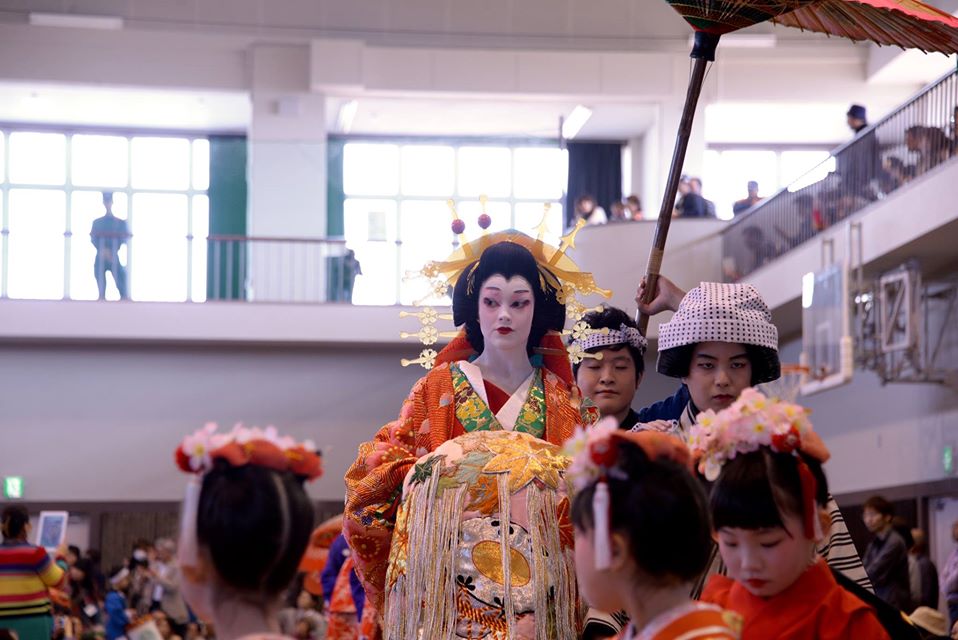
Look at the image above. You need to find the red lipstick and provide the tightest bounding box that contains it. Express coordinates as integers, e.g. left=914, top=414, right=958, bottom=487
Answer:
left=496, top=327, right=513, bottom=334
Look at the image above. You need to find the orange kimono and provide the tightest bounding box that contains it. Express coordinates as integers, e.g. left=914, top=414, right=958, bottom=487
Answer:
left=613, top=603, right=740, bottom=640
left=701, top=559, right=890, bottom=640
left=343, top=334, right=598, bottom=613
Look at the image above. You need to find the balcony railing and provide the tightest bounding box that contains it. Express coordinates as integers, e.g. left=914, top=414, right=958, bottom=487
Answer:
left=722, top=68, right=958, bottom=281
left=0, top=233, right=376, bottom=304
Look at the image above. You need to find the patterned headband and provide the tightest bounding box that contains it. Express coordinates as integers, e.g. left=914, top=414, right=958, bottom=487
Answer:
left=572, top=323, right=648, bottom=357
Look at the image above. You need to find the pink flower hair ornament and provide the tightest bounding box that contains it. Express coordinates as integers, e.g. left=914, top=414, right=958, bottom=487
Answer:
left=564, top=416, right=694, bottom=570
left=173, top=423, right=322, bottom=576
left=687, top=388, right=831, bottom=540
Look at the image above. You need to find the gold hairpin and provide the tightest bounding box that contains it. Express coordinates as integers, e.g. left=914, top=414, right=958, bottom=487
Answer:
left=567, top=343, right=605, bottom=365
left=400, top=327, right=459, bottom=345
left=399, top=308, right=453, bottom=325
left=401, top=349, right=439, bottom=369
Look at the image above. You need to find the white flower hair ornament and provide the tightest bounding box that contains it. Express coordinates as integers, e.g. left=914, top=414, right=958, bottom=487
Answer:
left=688, top=388, right=830, bottom=540
left=174, top=423, right=322, bottom=576
left=564, top=416, right=693, bottom=570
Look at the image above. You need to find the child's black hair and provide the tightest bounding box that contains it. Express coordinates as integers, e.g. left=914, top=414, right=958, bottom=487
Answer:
left=571, top=306, right=646, bottom=379
left=452, top=239, right=566, bottom=356
left=710, top=449, right=829, bottom=532
left=197, top=461, right=315, bottom=597
left=571, top=439, right=712, bottom=583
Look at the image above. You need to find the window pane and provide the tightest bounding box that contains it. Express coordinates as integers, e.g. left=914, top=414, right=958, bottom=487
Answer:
left=399, top=200, right=455, bottom=305
left=71, top=135, right=129, bottom=188
left=70, top=191, right=129, bottom=301
left=513, top=148, right=566, bottom=199
left=191, top=195, right=209, bottom=302
left=456, top=200, right=512, bottom=233
left=7, top=189, right=65, bottom=299
left=8, top=132, right=66, bottom=186
left=514, top=202, right=563, bottom=246
left=400, top=145, right=454, bottom=197
left=131, top=137, right=191, bottom=190
left=192, top=139, right=210, bottom=191
left=344, top=143, right=399, bottom=196
left=344, top=198, right=398, bottom=305
left=458, top=147, right=511, bottom=197
left=781, top=150, right=835, bottom=191
left=707, top=150, right=778, bottom=221
left=130, top=192, right=189, bottom=301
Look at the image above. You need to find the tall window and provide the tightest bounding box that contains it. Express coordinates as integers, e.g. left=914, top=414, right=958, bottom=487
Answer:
left=702, top=147, right=836, bottom=220
left=342, top=141, right=567, bottom=305
left=0, top=129, right=209, bottom=301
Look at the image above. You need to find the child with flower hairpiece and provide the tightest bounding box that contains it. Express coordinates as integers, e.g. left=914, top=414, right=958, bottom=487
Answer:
left=173, top=423, right=322, bottom=640
left=566, top=417, right=741, bottom=640
left=690, top=390, right=890, bottom=639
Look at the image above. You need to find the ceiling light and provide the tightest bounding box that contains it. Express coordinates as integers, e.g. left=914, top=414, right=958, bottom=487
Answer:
left=337, top=100, right=358, bottom=134
left=561, top=105, right=592, bottom=140
left=29, top=12, right=124, bottom=30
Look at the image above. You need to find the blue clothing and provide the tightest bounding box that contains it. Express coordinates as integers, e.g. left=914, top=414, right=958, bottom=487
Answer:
left=636, top=385, right=690, bottom=422
left=104, top=590, right=129, bottom=640
left=322, top=533, right=365, bottom=620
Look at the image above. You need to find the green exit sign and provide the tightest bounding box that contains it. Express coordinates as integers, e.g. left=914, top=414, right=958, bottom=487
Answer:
left=3, top=477, right=23, bottom=499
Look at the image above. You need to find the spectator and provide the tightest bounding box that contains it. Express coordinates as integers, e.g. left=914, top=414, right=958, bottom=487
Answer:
left=910, top=528, right=939, bottom=610
left=151, top=538, right=190, bottom=635
left=0, top=505, right=67, bottom=639
left=840, top=104, right=880, bottom=199
left=863, top=496, right=912, bottom=611
left=104, top=567, right=131, bottom=640
left=689, top=177, right=716, bottom=217
left=65, top=545, right=81, bottom=568
left=278, top=575, right=326, bottom=640
left=907, top=125, right=951, bottom=175
left=848, top=103, right=869, bottom=134
left=625, top=194, right=643, bottom=220
left=742, top=225, right=777, bottom=273
left=85, top=548, right=107, bottom=596
left=154, top=610, right=184, bottom=640
left=775, top=194, right=818, bottom=249
left=940, top=520, right=958, bottom=628
left=90, top=191, right=130, bottom=300
left=574, top=194, right=608, bottom=225
left=322, top=533, right=364, bottom=640
left=675, top=176, right=708, bottom=218
left=609, top=200, right=629, bottom=221
left=732, top=180, right=763, bottom=216
left=69, top=558, right=102, bottom=629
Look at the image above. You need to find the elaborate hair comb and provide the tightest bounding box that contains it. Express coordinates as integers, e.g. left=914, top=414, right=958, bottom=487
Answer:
left=564, top=417, right=692, bottom=569
left=688, top=388, right=830, bottom=540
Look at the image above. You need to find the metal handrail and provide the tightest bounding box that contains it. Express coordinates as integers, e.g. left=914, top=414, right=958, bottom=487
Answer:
left=721, top=68, right=958, bottom=281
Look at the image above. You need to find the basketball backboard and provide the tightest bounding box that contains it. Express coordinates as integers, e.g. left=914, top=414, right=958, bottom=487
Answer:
left=800, top=263, right=854, bottom=395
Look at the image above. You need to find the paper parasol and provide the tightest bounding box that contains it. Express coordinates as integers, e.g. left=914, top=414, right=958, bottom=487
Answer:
left=637, top=0, right=958, bottom=334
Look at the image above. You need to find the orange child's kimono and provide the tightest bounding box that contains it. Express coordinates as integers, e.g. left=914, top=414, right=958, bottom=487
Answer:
left=343, top=333, right=598, bottom=613
left=701, top=559, right=890, bottom=639
left=612, top=603, right=741, bottom=640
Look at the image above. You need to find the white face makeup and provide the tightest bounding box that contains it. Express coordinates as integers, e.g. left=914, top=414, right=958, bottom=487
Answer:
left=477, top=274, right=535, bottom=355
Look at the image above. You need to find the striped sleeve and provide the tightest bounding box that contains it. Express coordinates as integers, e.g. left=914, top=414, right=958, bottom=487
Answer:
left=34, top=549, right=66, bottom=588
left=818, top=496, right=874, bottom=592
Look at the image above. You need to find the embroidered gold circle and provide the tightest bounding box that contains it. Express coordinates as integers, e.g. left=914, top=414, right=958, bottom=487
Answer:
left=471, top=541, right=531, bottom=587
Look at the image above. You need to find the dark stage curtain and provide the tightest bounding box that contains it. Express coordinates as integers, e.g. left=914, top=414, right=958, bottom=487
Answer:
left=565, top=141, right=623, bottom=227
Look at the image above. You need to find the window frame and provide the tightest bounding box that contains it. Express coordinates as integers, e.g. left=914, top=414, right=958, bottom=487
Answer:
left=0, top=123, right=210, bottom=301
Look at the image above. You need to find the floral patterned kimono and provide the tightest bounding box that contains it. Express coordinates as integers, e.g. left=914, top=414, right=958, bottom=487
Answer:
left=343, top=332, right=598, bottom=616
left=614, top=603, right=741, bottom=640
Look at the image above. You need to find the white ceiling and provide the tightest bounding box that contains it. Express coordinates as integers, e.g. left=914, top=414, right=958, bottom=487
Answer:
left=0, top=82, right=250, bottom=131
left=324, top=95, right=659, bottom=139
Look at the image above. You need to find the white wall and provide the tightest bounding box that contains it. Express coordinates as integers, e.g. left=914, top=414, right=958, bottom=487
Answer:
left=0, top=343, right=424, bottom=503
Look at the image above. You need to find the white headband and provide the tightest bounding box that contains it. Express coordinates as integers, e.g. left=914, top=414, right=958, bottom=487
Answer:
left=574, top=323, right=648, bottom=357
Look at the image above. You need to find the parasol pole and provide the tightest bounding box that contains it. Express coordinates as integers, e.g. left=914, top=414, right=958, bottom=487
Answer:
left=637, top=30, right=720, bottom=334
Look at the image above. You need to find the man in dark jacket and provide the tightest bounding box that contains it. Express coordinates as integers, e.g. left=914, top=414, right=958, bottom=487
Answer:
left=863, top=495, right=913, bottom=611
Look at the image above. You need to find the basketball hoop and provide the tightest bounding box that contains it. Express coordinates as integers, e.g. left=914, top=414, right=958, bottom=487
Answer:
left=758, top=364, right=809, bottom=402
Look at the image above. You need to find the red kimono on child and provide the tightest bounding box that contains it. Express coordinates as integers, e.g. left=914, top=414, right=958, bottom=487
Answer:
left=701, top=559, right=890, bottom=639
